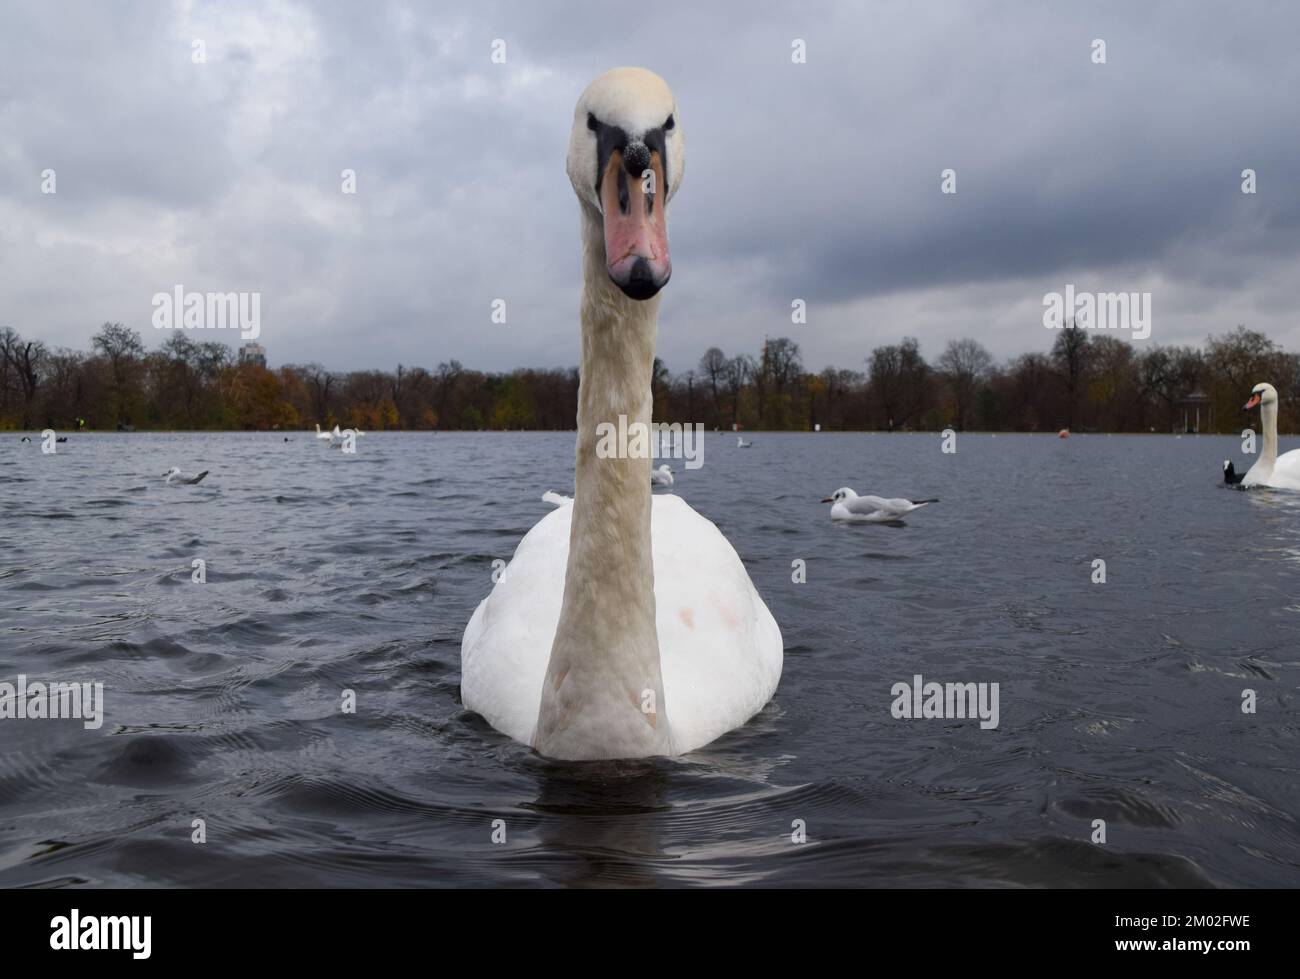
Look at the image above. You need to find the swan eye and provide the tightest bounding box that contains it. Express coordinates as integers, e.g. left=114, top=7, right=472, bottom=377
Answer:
left=664, top=114, right=674, bottom=131
left=587, top=112, right=598, bottom=132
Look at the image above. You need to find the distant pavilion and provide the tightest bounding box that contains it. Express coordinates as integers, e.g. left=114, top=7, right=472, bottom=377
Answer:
left=1178, top=390, right=1212, bottom=434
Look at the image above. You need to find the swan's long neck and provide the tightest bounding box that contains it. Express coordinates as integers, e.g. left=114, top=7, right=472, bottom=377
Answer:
left=533, top=204, right=671, bottom=759
left=1260, top=400, right=1279, bottom=470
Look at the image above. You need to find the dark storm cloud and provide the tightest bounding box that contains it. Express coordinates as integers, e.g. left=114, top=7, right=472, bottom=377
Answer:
left=1, top=0, right=1297, bottom=374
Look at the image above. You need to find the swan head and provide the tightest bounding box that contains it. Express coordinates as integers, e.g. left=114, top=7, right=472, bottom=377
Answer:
left=567, top=67, right=683, bottom=301
left=820, top=487, right=857, bottom=504
left=1244, top=382, right=1277, bottom=411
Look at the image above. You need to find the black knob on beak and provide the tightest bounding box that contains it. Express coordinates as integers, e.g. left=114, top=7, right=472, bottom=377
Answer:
left=622, top=140, right=650, bottom=176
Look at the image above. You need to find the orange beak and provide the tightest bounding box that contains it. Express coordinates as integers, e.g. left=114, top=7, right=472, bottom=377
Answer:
left=1244, top=394, right=1261, bottom=410
left=600, top=145, right=670, bottom=300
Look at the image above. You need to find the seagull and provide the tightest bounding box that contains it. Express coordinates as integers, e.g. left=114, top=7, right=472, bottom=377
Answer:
left=163, top=466, right=209, bottom=485
left=651, top=464, right=674, bottom=487
left=736, top=436, right=752, bottom=448
left=821, top=487, right=938, bottom=523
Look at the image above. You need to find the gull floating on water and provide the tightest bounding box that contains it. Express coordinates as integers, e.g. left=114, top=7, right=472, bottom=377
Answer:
left=163, top=466, right=209, bottom=485
left=736, top=436, right=752, bottom=448
left=821, top=486, right=937, bottom=523
left=651, top=464, right=674, bottom=487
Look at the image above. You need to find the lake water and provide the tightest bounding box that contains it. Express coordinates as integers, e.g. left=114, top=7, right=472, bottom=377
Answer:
left=1, top=431, right=1297, bottom=887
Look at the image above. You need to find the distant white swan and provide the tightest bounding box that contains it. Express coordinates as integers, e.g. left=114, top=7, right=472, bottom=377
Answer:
left=651, top=464, right=674, bottom=486
left=1237, top=382, right=1300, bottom=490
left=461, top=68, right=782, bottom=760
left=314, top=424, right=333, bottom=441
left=163, top=466, right=209, bottom=485
left=736, top=436, right=752, bottom=448
left=821, top=486, right=937, bottom=522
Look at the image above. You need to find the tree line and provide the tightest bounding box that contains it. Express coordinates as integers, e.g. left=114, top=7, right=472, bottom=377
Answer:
left=1, top=321, right=1296, bottom=434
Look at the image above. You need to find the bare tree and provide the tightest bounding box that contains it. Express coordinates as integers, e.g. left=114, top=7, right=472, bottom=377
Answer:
left=867, top=337, right=929, bottom=431
left=0, top=327, right=46, bottom=428
left=937, top=338, right=992, bottom=430
left=698, top=346, right=727, bottom=426
left=91, top=322, right=144, bottom=427
left=723, top=354, right=751, bottom=429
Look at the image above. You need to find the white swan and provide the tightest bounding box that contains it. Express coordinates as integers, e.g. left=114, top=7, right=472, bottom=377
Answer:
left=461, top=68, right=782, bottom=760
left=651, top=464, right=674, bottom=487
left=1239, top=382, right=1300, bottom=490
left=314, top=424, right=333, bottom=441
left=736, top=436, right=752, bottom=448
left=821, top=487, right=937, bottom=522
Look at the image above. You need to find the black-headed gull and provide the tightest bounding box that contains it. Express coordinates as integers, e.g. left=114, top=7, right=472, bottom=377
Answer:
left=163, top=466, right=209, bottom=485
left=821, top=487, right=937, bottom=522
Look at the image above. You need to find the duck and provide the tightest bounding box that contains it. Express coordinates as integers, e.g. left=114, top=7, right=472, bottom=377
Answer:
left=1238, top=382, right=1300, bottom=490
left=461, top=68, right=782, bottom=760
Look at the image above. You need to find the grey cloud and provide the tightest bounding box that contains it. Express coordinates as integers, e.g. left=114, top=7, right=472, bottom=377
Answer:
left=1, top=0, right=1297, bottom=374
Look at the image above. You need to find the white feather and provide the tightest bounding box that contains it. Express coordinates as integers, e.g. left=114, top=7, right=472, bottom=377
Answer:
left=462, top=494, right=782, bottom=754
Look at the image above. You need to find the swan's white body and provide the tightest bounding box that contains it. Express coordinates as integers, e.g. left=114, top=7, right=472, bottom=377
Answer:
left=736, top=436, right=752, bottom=448
left=651, top=464, right=674, bottom=486
left=462, top=492, right=781, bottom=754
left=824, top=486, right=934, bottom=522
left=460, top=68, right=782, bottom=759
left=1241, top=383, right=1300, bottom=490
left=314, top=424, right=332, bottom=441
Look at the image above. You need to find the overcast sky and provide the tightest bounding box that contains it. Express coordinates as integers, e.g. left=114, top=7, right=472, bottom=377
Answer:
left=1, top=0, right=1297, bottom=375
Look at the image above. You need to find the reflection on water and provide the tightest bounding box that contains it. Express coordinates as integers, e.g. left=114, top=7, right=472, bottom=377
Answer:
left=1, top=431, right=1298, bottom=887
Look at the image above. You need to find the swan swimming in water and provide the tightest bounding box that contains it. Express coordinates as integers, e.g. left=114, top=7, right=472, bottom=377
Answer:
left=736, top=436, right=752, bottom=448
left=651, top=464, right=674, bottom=487
left=461, top=68, right=782, bottom=760
left=821, top=487, right=937, bottom=522
left=1234, top=382, right=1300, bottom=490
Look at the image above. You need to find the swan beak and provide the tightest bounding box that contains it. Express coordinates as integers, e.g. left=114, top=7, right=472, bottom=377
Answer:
left=1244, top=394, right=1262, bottom=410
left=600, top=147, right=671, bottom=300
